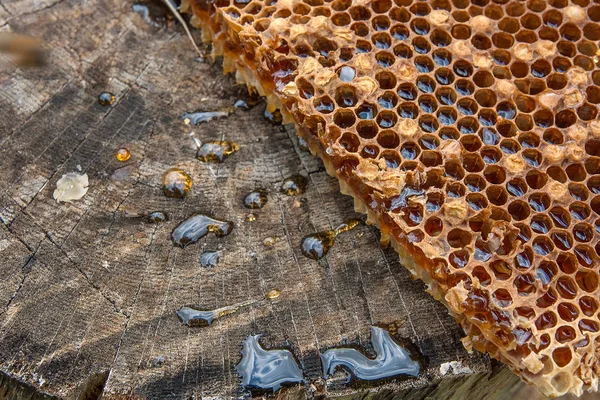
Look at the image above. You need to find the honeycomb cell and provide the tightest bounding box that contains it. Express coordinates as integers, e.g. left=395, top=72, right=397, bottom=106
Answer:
left=536, top=260, right=558, bottom=286
left=333, top=109, right=356, bottom=128
left=514, top=274, right=536, bottom=295
left=356, top=121, right=378, bottom=139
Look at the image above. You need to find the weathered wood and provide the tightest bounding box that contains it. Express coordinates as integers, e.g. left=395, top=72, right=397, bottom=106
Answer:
left=0, top=0, right=525, bottom=398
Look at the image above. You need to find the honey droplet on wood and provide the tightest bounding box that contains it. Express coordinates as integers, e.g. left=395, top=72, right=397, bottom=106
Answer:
left=171, top=213, right=233, bottom=248
left=177, top=299, right=255, bottom=327
left=196, top=141, right=240, bottom=163
left=162, top=168, right=192, bottom=198
left=266, top=289, right=281, bottom=299
left=236, top=335, right=304, bottom=392
left=301, top=219, right=361, bottom=260
left=200, top=250, right=220, bottom=269
left=243, top=190, right=268, bottom=209
left=182, top=110, right=232, bottom=125
left=98, top=92, right=115, bottom=106
left=280, top=175, right=308, bottom=196
left=301, top=230, right=337, bottom=260
left=148, top=211, right=168, bottom=223
left=264, top=108, right=283, bottom=125
left=263, top=236, right=280, bottom=246
left=321, top=326, right=420, bottom=380
left=115, top=148, right=130, bottom=161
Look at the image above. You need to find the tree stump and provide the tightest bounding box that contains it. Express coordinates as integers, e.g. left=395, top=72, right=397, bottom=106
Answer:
left=0, top=0, right=524, bottom=398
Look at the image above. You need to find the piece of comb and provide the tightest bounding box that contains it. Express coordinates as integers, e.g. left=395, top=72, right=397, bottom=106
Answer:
left=181, top=0, right=600, bottom=396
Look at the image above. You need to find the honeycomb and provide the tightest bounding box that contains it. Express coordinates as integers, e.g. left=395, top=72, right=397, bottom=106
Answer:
left=181, top=0, right=600, bottom=396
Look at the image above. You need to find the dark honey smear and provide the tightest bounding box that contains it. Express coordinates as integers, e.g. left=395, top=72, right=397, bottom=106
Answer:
left=301, top=219, right=360, bottom=260
left=171, top=213, right=233, bottom=248
left=243, top=190, right=268, bottom=209
left=196, top=141, right=240, bottom=163
left=280, top=175, right=308, bottom=196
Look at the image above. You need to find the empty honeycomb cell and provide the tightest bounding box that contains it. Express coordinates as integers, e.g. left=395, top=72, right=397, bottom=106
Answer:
left=526, top=170, right=548, bottom=190
left=508, top=200, right=530, bottom=221
left=333, top=109, right=356, bottom=128
left=372, top=15, right=391, bottom=30
left=585, top=86, right=600, bottom=104
left=376, top=130, right=400, bottom=148
left=548, top=166, right=568, bottom=183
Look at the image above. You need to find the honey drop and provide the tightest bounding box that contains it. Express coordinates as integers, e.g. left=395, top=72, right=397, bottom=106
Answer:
left=266, top=289, right=281, bottom=299
left=200, top=250, right=220, bottom=269
left=98, top=92, right=115, bottom=106
left=196, top=141, right=240, bottom=163
left=148, top=211, right=168, bottom=223
left=263, top=236, right=280, bottom=246
left=171, top=213, right=233, bottom=248
left=162, top=168, right=192, bottom=198
left=300, top=219, right=361, bottom=260
left=243, top=190, right=268, bottom=209
left=115, top=148, right=130, bottom=161
left=280, top=175, right=308, bottom=196
left=264, top=108, right=283, bottom=125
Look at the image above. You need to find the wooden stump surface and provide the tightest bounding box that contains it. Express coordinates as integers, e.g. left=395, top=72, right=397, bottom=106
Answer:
left=0, top=0, right=522, bottom=398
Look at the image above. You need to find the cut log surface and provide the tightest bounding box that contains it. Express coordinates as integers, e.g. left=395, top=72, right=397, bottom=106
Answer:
left=0, top=0, right=523, bottom=398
